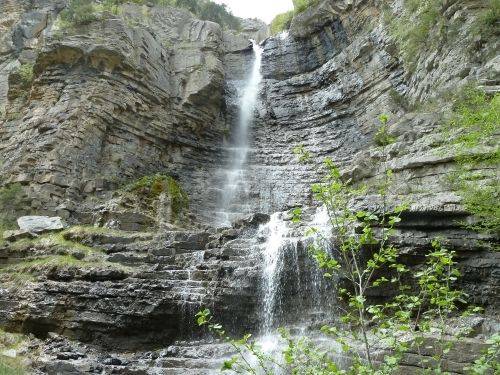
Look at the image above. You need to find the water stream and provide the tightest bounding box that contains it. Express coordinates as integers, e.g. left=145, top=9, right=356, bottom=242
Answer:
left=216, top=40, right=263, bottom=225
left=212, top=39, right=335, bottom=360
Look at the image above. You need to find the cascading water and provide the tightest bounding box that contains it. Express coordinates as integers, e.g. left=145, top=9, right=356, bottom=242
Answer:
left=217, top=40, right=263, bottom=225
left=257, top=206, right=337, bottom=356
left=259, top=213, right=290, bottom=334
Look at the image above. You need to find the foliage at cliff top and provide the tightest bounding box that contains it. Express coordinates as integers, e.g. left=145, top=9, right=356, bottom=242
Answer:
left=60, top=0, right=241, bottom=30
left=270, top=0, right=320, bottom=35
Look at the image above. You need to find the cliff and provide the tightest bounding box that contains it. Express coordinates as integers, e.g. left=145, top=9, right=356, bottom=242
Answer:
left=0, top=0, right=498, bottom=373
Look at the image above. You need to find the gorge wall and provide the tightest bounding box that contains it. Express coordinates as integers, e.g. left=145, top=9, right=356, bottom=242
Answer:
left=0, top=0, right=498, bottom=373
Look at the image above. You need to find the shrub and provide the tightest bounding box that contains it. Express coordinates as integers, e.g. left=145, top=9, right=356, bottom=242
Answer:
left=388, top=88, right=410, bottom=111
left=103, top=0, right=241, bottom=30
left=374, top=113, right=396, bottom=146
left=466, top=334, right=500, bottom=374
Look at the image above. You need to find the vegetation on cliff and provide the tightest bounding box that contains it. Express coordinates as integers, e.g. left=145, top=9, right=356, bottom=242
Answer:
left=60, top=0, right=241, bottom=30
left=270, top=0, right=319, bottom=34
left=444, top=86, right=500, bottom=235
left=386, top=0, right=499, bottom=72
left=125, top=174, right=189, bottom=221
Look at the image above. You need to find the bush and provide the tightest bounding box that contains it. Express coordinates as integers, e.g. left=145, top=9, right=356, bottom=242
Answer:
left=103, top=0, right=241, bottom=30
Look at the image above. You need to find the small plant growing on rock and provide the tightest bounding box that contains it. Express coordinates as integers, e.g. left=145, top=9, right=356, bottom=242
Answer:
left=374, top=113, right=396, bottom=146
left=466, top=333, right=500, bottom=374
left=16, top=63, right=34, bottom=85
left=388, top=88, right=410, bottom=111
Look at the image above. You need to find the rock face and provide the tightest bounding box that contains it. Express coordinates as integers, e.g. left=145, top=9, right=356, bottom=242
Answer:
left=0, top=0, right=498, bottom=373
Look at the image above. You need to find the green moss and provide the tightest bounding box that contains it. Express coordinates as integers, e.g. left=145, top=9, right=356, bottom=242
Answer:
left=37, top=231, right=105, bottom=256
left=448, top=86, right=499, bottom=148
left=292, top=0, right=319, bottom=14
left=269, top=0, right=320, bottom=35
left=59, top=0, right=100, bottom=26
left=386, top=0, right=499, bottom=73
left=125, top=174, right=189, bottom=220
left=0, top=360, right=26, bottom=375
left=0, top=252, right=130, bottom=283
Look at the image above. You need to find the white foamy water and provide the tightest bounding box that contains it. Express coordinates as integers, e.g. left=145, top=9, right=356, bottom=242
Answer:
left=259, top=212, right=290, bottom=334
left=217, top=41, right=263, bottom=225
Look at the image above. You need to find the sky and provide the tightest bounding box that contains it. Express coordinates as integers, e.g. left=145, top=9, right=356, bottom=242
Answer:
left=213, top=0, right=294, bottom=24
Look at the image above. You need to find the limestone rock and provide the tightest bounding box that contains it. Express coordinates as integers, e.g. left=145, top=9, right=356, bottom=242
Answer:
left=17, top=216, right=65, bottom=233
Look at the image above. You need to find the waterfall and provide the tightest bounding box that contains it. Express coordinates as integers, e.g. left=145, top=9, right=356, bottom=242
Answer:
left=217, top=40, right=263, bottom=225
left=259, top=213, right=290, bottom=334
left=257, top=206, right=336, bottom=355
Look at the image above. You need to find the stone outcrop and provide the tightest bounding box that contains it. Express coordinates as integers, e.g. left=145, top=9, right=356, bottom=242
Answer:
left=0, top=0, right=498, bottom=373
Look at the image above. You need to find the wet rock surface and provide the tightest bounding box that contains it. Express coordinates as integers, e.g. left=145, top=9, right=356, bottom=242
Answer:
left=0, top=0, right=498, bottom=373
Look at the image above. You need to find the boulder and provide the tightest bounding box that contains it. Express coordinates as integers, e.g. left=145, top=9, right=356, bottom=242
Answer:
left=17, top=216, right=65, bottom=233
